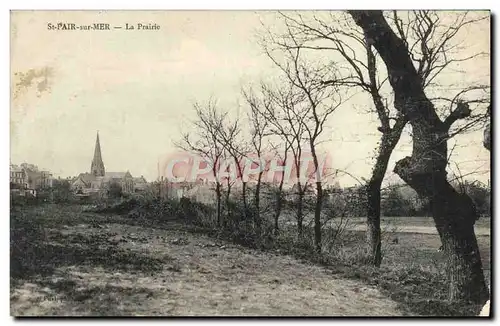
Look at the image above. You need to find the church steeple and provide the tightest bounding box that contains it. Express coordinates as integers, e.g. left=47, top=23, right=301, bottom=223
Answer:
left=90, top=131, right=105, bottom=176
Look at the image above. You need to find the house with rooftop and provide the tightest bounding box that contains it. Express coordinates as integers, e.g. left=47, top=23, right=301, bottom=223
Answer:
left=10, top=163, right=53, bottom=196
left=71, top=132, right=137, bottom=196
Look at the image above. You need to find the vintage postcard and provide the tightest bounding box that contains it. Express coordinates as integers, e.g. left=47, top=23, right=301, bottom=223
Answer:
left=10, top=10, right=491, bottom=317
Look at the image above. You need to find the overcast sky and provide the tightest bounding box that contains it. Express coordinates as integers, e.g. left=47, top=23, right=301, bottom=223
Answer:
left=10, top=11, right=490, bottom=186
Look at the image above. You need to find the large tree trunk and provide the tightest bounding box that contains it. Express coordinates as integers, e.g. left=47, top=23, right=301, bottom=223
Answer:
left=367, top=123, right=406, bottom=267
left=365, top=39, right=407, bottom=267
left=366, top=177, right=382, bottom=267
left=349, top=10, right=488, bottom=305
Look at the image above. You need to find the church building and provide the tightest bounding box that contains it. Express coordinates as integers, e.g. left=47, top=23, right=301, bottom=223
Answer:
left=71, top=132, right=136, bottom=195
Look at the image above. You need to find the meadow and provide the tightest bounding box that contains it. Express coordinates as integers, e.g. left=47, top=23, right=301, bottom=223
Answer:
left=10, top=202, right=491, bottom=316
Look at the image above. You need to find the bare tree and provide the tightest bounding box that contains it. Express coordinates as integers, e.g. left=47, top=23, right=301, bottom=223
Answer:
left=242, top=86, right=271, bottom=234
left=263, top=11, right=405, bottom=264
left=348, top=10, right=489, bottom=305
left=175, top=99, right=226, bottom=226
left=262, top=26, right=344, bottom=254
left=269, top=140, right=292, bottom=235
left=271, top=10, right=489, bottom=266
left=259, top=80, right=309, bottom=238
left=216, top=113, right=252, bottom=228
left=222, top=150, right=236, bottom=228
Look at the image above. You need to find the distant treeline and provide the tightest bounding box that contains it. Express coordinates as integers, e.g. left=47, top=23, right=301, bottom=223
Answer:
left=13, top=177, right=490, bottom=219
left=317, top=180, right=491, bottom=218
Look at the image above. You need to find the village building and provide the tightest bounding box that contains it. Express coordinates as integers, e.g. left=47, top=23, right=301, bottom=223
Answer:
left=133, top=176, right=148, bottom=192
left=10, top=163, right=53, bottom=197
left=71, top=132, right=142, bottom=196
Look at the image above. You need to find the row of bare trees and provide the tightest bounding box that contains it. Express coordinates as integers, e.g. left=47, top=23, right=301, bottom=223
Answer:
left=177, top=10, right=490, bottom=306
left=177, top=57, right=340, bottom=249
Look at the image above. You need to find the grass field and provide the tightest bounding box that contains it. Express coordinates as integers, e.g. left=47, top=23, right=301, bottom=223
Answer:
left=351, top=216, right=491, bottom=235
left=278, top=212, right=490, bottom=280
left=10, top=203, right=491, bottom=316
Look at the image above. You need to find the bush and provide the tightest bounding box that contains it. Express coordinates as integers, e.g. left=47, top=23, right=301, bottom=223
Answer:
left=96, top=198, right=140, bottom=214
left=51, top=179, right=76, bottom=204
left=178, top=197, right=215, bottom=224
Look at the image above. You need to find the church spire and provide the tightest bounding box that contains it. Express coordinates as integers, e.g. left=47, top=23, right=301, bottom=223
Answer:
left=90, top=131, right=105, bottom=176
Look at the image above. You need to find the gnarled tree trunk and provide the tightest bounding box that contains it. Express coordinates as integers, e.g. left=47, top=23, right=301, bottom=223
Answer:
left=349, top=10, right=488, bottom=305
left=366, top=121, right=406, bottom=267
left=366, top=178, right=382, bottom=266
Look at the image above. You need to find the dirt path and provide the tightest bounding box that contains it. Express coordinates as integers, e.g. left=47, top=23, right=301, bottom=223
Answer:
left=11, top=214, right=402, bottom=316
